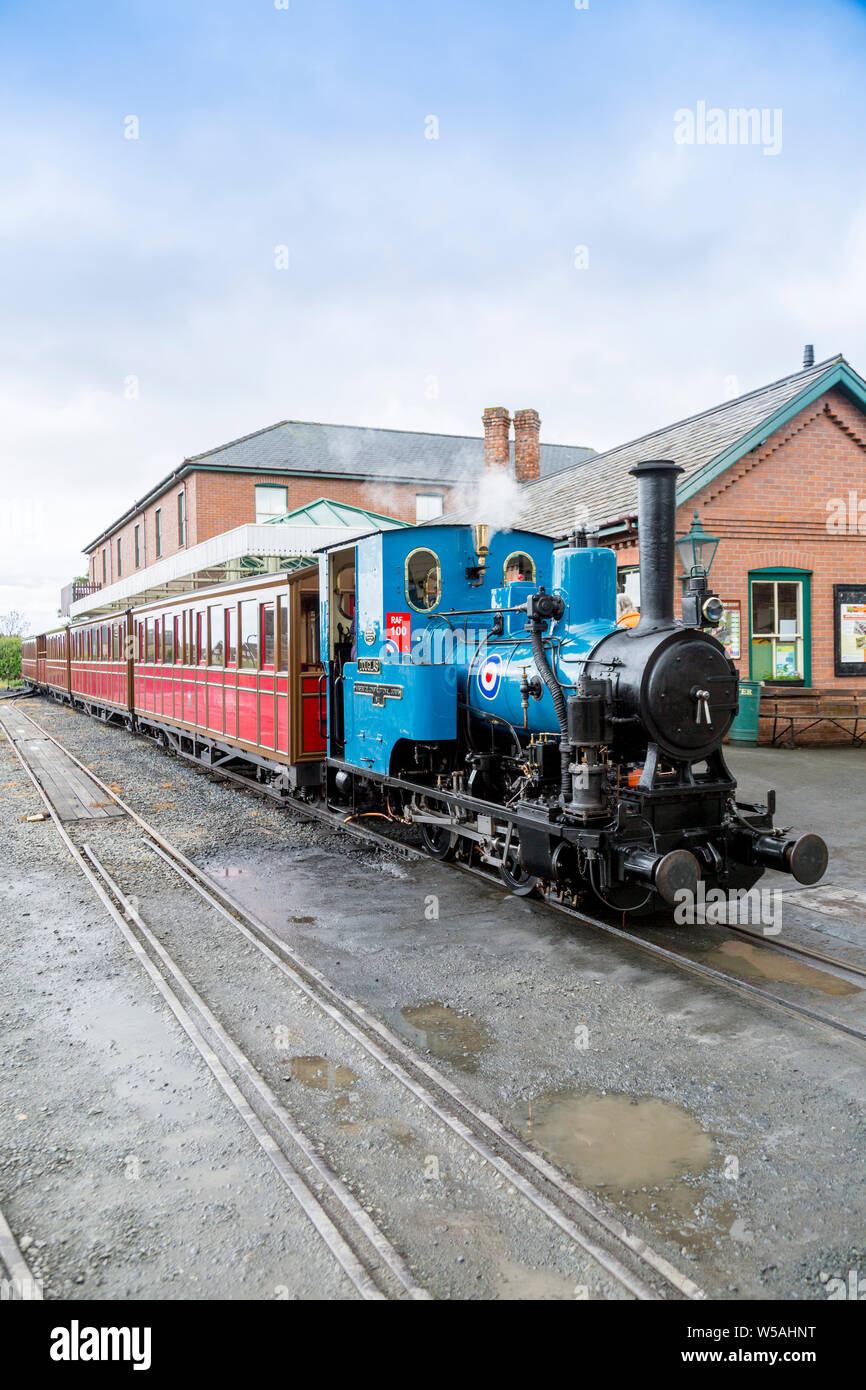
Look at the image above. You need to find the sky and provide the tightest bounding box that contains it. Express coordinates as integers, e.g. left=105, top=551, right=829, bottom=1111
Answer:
left=2, top=0, right=866, bottom=633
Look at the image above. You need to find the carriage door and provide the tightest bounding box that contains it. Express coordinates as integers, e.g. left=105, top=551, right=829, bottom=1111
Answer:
left=327, top=548, right=356, bottom=755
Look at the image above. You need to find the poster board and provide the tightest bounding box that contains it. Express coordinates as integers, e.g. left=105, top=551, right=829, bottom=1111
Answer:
left=834, top=584, right=866, bottom=677
left=714, top=599, right=741, bottom=661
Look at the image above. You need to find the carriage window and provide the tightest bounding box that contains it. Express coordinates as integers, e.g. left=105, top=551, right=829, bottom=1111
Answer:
left=225, top=606, right=238, bottom=666
left=163, top=616, right=174, bottom=665
left=145, top=619, right=155, bottom=663
left=175, top=615, right=183, bottom=664
left=196, top=613, right=206, bottom=665
left=209, top=607, right=224, bottom=665
left=279, top=595, right=288, bottom=670
left=405, top=548, right=441, bottom=613
left=261, top=603, right=275, bottom=668
left=503, top=551, right=536, bottom=584
left=240, top=600, right=258, bottom=668
left=301, top=594, right=319, bottom=668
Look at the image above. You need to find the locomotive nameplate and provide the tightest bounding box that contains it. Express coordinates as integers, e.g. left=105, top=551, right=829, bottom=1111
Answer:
left=357, top=658, right=381, bottom=675
left=354, top=681, right=402, bottom=708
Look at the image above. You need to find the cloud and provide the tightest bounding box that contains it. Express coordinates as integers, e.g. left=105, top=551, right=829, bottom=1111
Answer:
left=1, top=0, right=865, bottom=633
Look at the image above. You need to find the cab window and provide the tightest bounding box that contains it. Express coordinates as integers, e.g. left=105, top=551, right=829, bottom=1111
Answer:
left=405, top=548, right=441, bottom=613
left=503, top=551, right=536, bottom=584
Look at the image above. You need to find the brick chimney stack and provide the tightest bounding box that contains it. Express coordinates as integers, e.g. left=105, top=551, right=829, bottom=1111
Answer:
left=513, top=408, right=541, bottom=483
left=482, top=406, right=511, bottom=472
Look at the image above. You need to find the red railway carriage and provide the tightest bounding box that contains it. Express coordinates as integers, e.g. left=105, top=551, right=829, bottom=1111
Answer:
left=21, top=636, right=39, bottom=684
left=46, top=629, right=72, bottom=695
left=132, top=568, right=325, bottom=783
left=69, top=614, right=132, bottom=716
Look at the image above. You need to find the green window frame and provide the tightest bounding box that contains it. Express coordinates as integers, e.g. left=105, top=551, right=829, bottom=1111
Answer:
left=748, top=567, right=812, bottom=688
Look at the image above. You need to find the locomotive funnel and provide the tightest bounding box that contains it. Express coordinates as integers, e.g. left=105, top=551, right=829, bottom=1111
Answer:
left=629, top=459, right=684, bottom=630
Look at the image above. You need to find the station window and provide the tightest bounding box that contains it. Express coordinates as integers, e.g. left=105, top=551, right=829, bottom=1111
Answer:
left=415, top=493, right=444, bottom=523
left=405, top=547, right=441, bottom=613
left=135, top=525, right=141, bottom=568
left=117, top=537, right=122, bottom=577
left=178, top=491, right=186, bottom=547
left=749, top=570, right=811, bottom=686
left=261, top=602, right=275, bottom=668
left=255, top=485, right=289, bottom=524
left=209, top=607, right=224, bottom=665
left=240, top=600, right=259, bottom=668
left=503, top=551, right=536, bottom=584
left=102, top=549, right=107, bottom=583
left=155, top=508, right=162, bottom=558
left=225, top=606, right=238, bottom=666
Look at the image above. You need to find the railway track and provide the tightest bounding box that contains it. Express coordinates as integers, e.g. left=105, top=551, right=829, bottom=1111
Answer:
left=0, top=1204, right=42, bottom=1299
left=2, top=701, right=707, bottom=1302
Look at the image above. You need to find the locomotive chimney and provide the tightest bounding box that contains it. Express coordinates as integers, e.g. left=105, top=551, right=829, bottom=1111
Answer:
left=482, top=406, right=511, bottom=472
left=629, top=459, right=684, bottom=631
left=513, top=408, right=541, bottom=483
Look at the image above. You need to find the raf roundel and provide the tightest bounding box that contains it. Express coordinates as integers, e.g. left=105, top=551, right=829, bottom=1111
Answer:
left=476, top=653, right=502, bottom=701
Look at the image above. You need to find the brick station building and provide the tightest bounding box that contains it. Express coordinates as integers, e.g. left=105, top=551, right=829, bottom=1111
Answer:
left=82, top=416, right=593, bottom=591
left=476, top=353, right=866, bottom=741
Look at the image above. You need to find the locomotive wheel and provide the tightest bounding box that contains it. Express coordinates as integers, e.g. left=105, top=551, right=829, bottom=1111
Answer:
left=499, top=850, right=539, bottom=897
left=420, top=823, right=458, bottom=860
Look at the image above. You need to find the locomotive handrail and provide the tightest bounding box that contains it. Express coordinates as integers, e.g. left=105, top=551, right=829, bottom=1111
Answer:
left=317, top=673, right=328, bottom=739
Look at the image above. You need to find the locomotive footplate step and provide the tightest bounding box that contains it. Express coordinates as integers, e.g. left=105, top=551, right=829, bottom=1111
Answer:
left=0, top=714, right=125, bottom=823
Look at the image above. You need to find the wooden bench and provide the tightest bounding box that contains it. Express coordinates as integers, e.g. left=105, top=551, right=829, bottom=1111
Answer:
left=766, top=691, right=866, bottom=748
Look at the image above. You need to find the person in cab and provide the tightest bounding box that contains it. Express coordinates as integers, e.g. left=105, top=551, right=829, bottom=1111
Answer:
left=616, top=592, right=640, bottom=629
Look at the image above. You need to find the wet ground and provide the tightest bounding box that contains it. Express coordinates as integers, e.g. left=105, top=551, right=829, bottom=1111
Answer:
left=2, top=697, right=866, bottom=1300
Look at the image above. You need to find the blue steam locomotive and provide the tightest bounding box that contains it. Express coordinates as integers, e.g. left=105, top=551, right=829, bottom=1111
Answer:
left=318, top=460, right=827, bottom=910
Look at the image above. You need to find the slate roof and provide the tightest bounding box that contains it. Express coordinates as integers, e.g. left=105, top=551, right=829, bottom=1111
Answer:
left=188, top=419, right=594, bottom=485
left=83, top=419, right=594, bottom=551
left=489, top=355, right=846, bottom=537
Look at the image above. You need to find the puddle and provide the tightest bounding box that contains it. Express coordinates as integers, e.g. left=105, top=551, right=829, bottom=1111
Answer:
left=288, top=1056, right=358, bottom=1092
left=395, top=1003, right=492, bottom=1073
left=519, top=1090, right=714, bottom=1189
left=705, top=940, right=859, bottom=996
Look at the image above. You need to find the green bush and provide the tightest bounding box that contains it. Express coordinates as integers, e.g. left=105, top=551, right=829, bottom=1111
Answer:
left=0, top=635, right=23, bottom=684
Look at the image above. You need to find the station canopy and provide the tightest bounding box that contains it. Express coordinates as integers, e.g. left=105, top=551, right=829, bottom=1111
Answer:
left=69, top=499, right=407, bottom=621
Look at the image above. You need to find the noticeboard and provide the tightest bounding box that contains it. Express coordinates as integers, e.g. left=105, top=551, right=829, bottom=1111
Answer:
left=833, top=584, right=866, bottom=677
